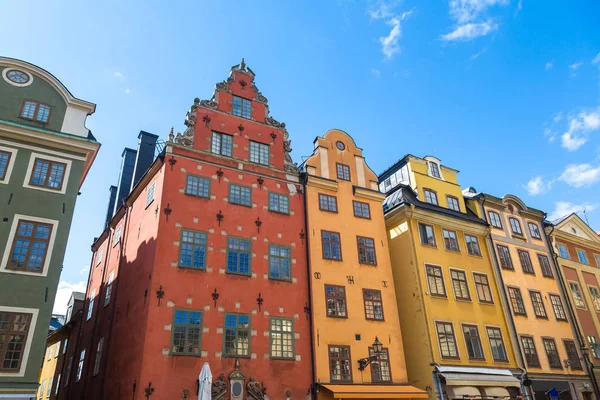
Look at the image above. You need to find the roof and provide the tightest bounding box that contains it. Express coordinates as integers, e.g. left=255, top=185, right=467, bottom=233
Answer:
left=383, top=184, right=487, bottom=225
left=71, top=291, right=85, bottom=301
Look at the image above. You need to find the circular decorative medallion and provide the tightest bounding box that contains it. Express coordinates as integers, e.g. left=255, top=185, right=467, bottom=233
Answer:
left=336, top=141, right=345, bottom=150
left=6, top=69, right=29, bottom=84
left=232, top=382, right=243, bottom=397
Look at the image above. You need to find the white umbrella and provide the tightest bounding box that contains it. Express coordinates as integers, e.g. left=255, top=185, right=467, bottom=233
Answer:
left=198, top=362, right=212, bottom=400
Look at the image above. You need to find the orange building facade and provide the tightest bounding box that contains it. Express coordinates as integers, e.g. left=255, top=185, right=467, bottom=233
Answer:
left=68, top=61, right=312, bottom=399
left=302, top=130, right=426, bottom=400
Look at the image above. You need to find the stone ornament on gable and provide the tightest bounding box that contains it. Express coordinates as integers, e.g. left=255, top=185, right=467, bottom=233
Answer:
left=211, top=374, right=227, bottom=400
left=247, top=377, right=267, bottom=400
left=174, top=98, right=198, bottom=147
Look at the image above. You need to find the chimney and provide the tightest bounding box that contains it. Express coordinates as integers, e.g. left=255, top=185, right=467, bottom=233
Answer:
left=113, top=148, right=137, bottom=216
left=131, top=131, right=159, bottom=191
left=104, top=185, right=118, bottom=228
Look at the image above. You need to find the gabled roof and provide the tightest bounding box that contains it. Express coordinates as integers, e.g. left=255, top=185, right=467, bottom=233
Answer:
left=552, top=213, right=600, bottom=244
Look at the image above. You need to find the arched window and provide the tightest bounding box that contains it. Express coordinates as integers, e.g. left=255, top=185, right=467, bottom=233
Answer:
left=509, top=217, right=522, bottom=235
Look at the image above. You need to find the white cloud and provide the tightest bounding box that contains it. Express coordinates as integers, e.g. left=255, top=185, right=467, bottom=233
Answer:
left=441, top=21, right=498, bottom=41
left=79, top=266, right=89, bottom=275
left=548, top=201, right=597, bottom=221
left=524, top=176, right=552, bottom=195
left=545, top=62, right=553, bottom=71
left=553, top=112, right=563, bottom=123
left=368, top=3, right=413, bottom=60
left=569, top=62, right=583, bottom=70
left=561, top=107, right=600, bottom=151
left=114, top=71, right=125, bottom=80
left=593, top=53, right=600, bottom=65
left=53, top=280, right=86, bottom=315
left=124, top=88, right=132, bottom=95
left=448, top=0, right=509, bottom=24
left=380, top=16, right=402, bottom=59
left=559, top=163, right=600, bottom=188
left=368, top=0, right=394, bottom=20
left=471, top=47, right=487, bottom=60
left=371, top=68, right=381, bottom=77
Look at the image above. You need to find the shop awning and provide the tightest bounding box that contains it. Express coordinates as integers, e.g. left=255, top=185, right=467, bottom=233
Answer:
left=446, top=386, right=481, bottom=398
left=321, top=384, right=429, bottom=399
left=479, top=386, right=511, bottom=398
left=440, top=372, right=520, bottom=387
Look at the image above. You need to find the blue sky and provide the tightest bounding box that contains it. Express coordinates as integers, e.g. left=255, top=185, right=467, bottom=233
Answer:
left=2, top=0, right=600, bottom=313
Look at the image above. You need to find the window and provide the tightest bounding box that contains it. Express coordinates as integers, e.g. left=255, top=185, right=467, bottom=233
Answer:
left=179, top=230, right=207, bottom=269
left=336, top=163, right=350, bottom=181
left=423, top=189, right=438, bottom=205
left=93, top=338, right=104, bottom=376
left=185, top=175, right=210, bottom=198
left=269, top=244, right=291, bottom=281
left=370, top=347, right=391, bottom=382
left=521, top=336, right=540, bottom=368
left=171, top=309, right=202, bottom=355
left=229, top=184, right=252, bottom=206
left=353, top=201, right=371, bottom=219
left=211, top=132, right=233, bottom=157
left=226, top=237, right=251, bottom=275
left=558, top=243, right=569, bottom=259
left=55, top=374, right=60, bottom=395
left=319, top=194, right=338, bottom=212
left=363, top=289, right=384, bottom=321
left=86, top=289, right=95, bottom=321
left=20, top=100, right=51, bottom=123
left=65, top=356, right=72, bottom=385
left=40, top=380, right=46, bottom=398
left=63, top=338, right=68, bottom=354
left=104, top=272, right=115, bottom=307
left=47, top=345, right=53, bottom=360
left=577, top=249, right=589, bottom=265
left=145, top=181, right=156, bottom=207
left=0, top=151, right=11, bottom=181
left=528, top=223, right=541, bottom=239
left=95, top=249, right=103, bottom=266
left=462, top=325, right=484, bottom=360
left=538, top=254, right=553, bottom=278
left=549, top=294, right=567, bottom=321
left=329, top=345, right=352, bottom=382
left=322, top=231, right=342, bottom=260
left=518, top=250, right=535, bottom=274
left=509, top=217, right=523, bottom=235
left=589, top=286, right=600, bottom=312
left=443, top=229, right=460, bottom=252
left=76, top=349, right=85, bottom=381
left=357, top=236, right=376, bottom=265
left=325, top=285, right=347, bottom=318
left=488, top=211, right=503, bottom=229
left=269, top=318, right=294, bottom=359
left=543, top=338, right=562, bottom=368
left=223, top=314, right=250, bottom=357
left=508, top=287, right=526, bottom=316
left=249, top=141, right=269, bottom=166
left=486, top=327, right=508, bottom=362
left=30, top=158, right=66, bottom=190
left=426, top=265, right=446, bottom=297
left=232, top=95, right=251, bottom=119
left=0, top=312, right=31, bottom=372
left=268, top=192, right=289, bottom=214
left=494, top=245, right=512, bottom=270
left=45, top=376, right=53, bottom=397
left=588, top=335, right=600, bottom=359
left=570, top=282, right=586, bottom=308
left=446, top=196, right=460, bottom=211
left=473, top=273, right=493, bottom=303
left=54, top=341, right=60, bottom=358
left=450, top=270, right=471, bottom=300
left=113, top=226, right=121, bottom=247
left=429, top=161, right=441, bottom=178
left=6, top=70, right=30, bottom=84
left=530, top=291, right=547, bottom=318
left=595, top=255, right=600, bottom=267
left=419, top=223, right=436, bottom=247
left=7, top=220, right=52, bottom=272
left=436, top=322, right=459, bottom=359
left=564, top=340, right=582, bottom=370
left=459, top=235, right=480, bottom=257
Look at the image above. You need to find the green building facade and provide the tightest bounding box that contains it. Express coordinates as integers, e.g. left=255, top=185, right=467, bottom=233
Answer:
left=0, top=57, right=99, bottom=399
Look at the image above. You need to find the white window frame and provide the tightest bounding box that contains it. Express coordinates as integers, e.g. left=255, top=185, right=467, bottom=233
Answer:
left=0, top=214, right=59, bottom=277
left=0, top=145, right=18, bottom=184
left=87, top=289, right=96, bottom=321
left=54, top=341, right=60, bottom=358
left=145, top=181, right=156, bottom=208
left=113, top=226, right=122, bottom=247
left=95, top=248, right=103, bottom=266
left=22, top=152, right=72, bottom=195
left=0, top=306, right=39, bottom=377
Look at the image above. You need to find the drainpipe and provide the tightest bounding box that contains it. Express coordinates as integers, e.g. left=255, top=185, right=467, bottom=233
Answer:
left=545, top=221, right=600, bottom=400
left=98, top=202, right=132, bottom=399
left=479, top=194, right=530, bottom=399
left=302, top=173, right=318, bottom=399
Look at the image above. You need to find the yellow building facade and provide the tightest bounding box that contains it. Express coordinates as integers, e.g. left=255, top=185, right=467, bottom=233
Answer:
left=37, top=337, right=61, bottom=400
left=466, top=193, right=591, bottom=399
left=380, top=155, right=521, bottom=400
left=303, top=130, right=426, bottom=400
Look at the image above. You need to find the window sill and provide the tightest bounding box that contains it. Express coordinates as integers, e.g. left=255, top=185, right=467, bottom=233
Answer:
left=429, top=294, right=448, bottom=299
left=323, top=258, right=343, bottom=262
left=18, top=116, right=49, bottom=125
left=455, top=297, right=472, bottom=303
left=269, top=356, right=295, bottom=361
left=222, top=354, right=251, bottom=359
left=358, top=262, right=377, bottom=267
left=467, top=253, right=483, bottom=258
left=511, top=234, right=526, bottom=241
left=354, top=215, right=371, bottom=220
left=444, top=248, right=461, bottom=254
left=268, top=277, right=292, bottom=283
left=184, top=192, right=210, bottom=200
left=178, top=265, right=206, bottom=271
left=440, top=356, right=460, bottom=361
left=326, top=315, right=348, bottom=319
left=230, top=202, right=253, bottom=208
left=492, top=359, right=510, bottom=364
left=522, top=271, right=536, bottom=276
left=144, top=199, right=154, bottom=210
left=225, top=271, right=252, bottom=277
left=467, top=357, right=486, bottom=362
left=169, top=352, right=202, bottom=357
left=268, top=209, right=290, bottom=216
left=319, top=209, right=339, bottom=214
left=534, top=316, right=549, bottom=320
left=420, top=244, right=438, bottom=249
left=477, top=301, right=495, bottom=306
left=365, top=318, right=386, bottom=322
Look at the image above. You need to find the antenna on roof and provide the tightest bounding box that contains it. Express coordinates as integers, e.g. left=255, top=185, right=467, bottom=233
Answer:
left=583, top=209, right=590, bottom=225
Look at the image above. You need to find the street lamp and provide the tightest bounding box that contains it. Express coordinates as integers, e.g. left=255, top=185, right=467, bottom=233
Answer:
left=358, top=337, right=383, bottom=371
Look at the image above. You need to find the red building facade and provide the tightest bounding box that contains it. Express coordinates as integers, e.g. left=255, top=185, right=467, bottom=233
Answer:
left=69, top=61, right=312, bottom=399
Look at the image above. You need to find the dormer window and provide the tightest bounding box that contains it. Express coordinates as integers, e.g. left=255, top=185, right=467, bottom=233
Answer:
left=509, top=217, right=522, bottom=236
left=232, top=96, right=251, bottom=119
left=20, top=100, right=51, bottom=123
left=429, top=161, right=441, bottom=178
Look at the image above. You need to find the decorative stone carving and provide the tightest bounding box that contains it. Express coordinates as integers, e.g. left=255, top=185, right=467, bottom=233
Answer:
left=175, top=98, right=199, bottom=147
left=283, top=130, right=299, bottom=173
left=211, top=374, right=227, bottom=400
left=265, top=116, right=285, bottom=129
left=216, top=81, right=229, bottom=91
left=256, top=91, right=268, bottom=104
left=200, top=99, right=218, bottom=109
left=247, top=377, right=266, bottom=400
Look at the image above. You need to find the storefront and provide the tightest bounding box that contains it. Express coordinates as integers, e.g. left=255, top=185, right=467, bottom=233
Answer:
left=318, top=384, right=429, bottom=399
left=434, top=366, right=522, bottom=400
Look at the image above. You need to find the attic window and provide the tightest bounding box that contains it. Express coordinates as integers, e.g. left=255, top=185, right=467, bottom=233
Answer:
left=428, top=161, right=441, bottom=179
left=2, top=68, right=33, bottom=87
left=571, top=228, right=577, bottom=234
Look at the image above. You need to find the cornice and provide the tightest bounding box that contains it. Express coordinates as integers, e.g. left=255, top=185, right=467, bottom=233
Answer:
left=353, top=186, right=385, bottom=201
left=552, top=230, right=600, bottom=251
left=306, top=174, right=338, bottom=192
